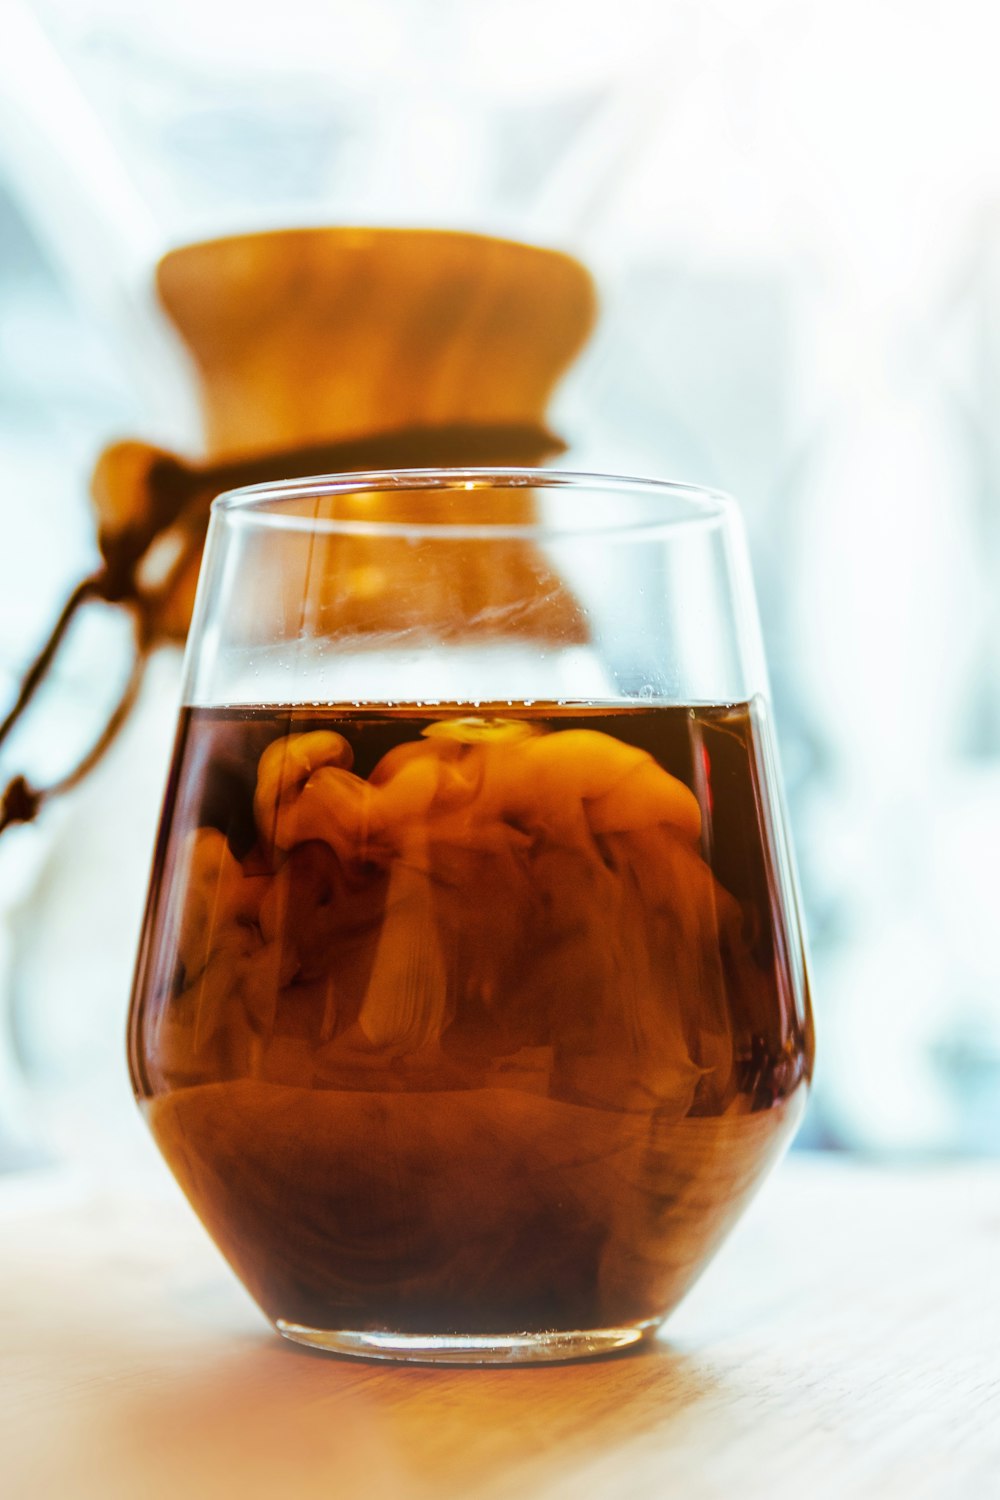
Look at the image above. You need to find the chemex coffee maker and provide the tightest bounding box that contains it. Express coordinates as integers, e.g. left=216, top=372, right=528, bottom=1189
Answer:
left=0, top=226, right=596, bottom=834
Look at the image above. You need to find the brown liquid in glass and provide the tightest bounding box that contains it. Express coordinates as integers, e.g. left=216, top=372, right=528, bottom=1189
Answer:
left=129, top=703, right=812, bottom=1337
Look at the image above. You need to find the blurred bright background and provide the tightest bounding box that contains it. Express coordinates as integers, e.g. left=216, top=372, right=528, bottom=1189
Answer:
left=1, top=0, right=999, bottom=1167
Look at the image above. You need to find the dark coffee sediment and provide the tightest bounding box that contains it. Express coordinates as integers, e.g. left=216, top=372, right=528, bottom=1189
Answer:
left=129, top=703, right=812, bottom=1335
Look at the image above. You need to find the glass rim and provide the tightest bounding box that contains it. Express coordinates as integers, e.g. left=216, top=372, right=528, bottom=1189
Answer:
left=211, top=467, right=736, bottom=542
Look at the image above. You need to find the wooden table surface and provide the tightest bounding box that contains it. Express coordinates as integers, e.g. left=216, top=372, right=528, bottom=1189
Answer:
left=2, top=1156, right=997, bottom=1499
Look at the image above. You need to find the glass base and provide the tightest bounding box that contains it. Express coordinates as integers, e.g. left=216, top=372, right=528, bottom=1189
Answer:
left=275, top=1317, right=662, bottom=1365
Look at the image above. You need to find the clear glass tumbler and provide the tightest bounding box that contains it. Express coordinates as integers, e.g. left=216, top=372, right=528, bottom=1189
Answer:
left=127, top=468, right=814, bottom=1364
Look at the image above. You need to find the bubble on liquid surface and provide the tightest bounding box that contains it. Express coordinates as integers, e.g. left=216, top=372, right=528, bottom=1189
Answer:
left=421, top=716, right=542, bottom=745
